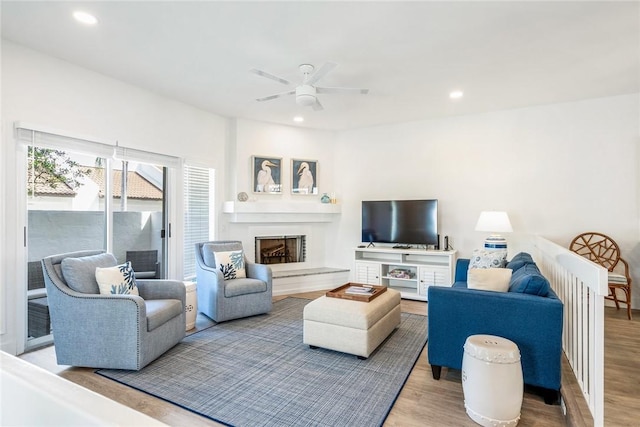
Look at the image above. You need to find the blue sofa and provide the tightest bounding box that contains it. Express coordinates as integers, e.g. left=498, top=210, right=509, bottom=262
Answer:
left=427, top=253, right=563, bottom=403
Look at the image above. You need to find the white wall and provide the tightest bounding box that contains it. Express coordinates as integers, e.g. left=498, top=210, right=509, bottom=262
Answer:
left=332, top=94, right=640, bottom=306
left=1, top=41, right=229, bottom=354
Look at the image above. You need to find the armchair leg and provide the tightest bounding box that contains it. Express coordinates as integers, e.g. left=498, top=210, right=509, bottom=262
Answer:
left=431, top=365, right=442, bottom=380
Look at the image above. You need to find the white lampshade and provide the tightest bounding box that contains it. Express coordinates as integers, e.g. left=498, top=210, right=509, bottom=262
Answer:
left=475, top=211, right=513, bottom=251
left=475, top=211, right=513, bottom=233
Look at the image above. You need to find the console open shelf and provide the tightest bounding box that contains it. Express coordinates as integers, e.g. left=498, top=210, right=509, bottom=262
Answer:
left=353, top=247, right=457, bottom=301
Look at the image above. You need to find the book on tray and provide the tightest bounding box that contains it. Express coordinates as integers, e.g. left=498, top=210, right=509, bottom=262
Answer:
left=345, top=286, right=375, bottom=295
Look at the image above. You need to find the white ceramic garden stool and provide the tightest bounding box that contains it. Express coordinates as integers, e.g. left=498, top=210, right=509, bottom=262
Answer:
left=462, top=334, right=523, bottom=427
left=184, top=281, right=198, bottom=330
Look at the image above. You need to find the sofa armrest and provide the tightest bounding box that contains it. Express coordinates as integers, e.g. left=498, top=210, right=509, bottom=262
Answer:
left=427, top=285, right=563, bottom=390
left=454, top=258, right=470, bottom=282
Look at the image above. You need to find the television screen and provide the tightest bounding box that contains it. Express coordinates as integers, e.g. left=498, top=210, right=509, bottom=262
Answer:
left=361, top=199, right=438, bottom=246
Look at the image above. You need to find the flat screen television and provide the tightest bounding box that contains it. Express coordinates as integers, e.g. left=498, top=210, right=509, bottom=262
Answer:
left=361, top=199, right=438, bottom=247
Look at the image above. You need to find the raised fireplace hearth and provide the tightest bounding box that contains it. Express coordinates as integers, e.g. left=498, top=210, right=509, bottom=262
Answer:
left=255, top=235, right=306, bottom=265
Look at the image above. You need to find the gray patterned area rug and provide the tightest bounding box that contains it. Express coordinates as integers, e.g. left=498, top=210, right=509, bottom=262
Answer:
left=97, top=297, right=427, bottom=427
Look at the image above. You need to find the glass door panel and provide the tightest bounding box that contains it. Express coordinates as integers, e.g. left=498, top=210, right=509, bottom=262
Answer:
left=26, top=146, right=106, bottom=348
left=111, top=161, right=167, bottom=279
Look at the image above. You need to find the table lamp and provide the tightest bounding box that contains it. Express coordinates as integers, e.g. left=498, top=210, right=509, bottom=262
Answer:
left=475, top=211, right=513, bottom=251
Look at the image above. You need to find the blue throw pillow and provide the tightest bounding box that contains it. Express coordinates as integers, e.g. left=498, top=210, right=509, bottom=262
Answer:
left=508, top=263, right=550, bottom=296
left=506, top=252, right=535, bottom=272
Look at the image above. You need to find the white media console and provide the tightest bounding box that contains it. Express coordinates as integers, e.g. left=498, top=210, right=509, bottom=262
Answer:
left=353, top=247, right=457, bottom=301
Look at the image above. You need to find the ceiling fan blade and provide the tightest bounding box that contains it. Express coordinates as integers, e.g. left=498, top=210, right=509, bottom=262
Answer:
left=256, top=90, right=296, bottom=102
left=306, top=62, right=337, bottom=86
left=312, top=98, right=324, bottom=111
left=316, top=87, right=369, bottom=95
left=249, top=68, right=291, bottom=86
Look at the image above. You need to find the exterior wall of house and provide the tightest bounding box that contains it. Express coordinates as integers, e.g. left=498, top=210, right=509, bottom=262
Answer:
left=27, top=211, right=162, bottom=264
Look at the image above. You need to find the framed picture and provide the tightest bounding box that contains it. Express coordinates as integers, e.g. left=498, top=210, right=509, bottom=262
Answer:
left=291, top=159, right=318, bottom=195
left=252, top=156, right=282, bottom=193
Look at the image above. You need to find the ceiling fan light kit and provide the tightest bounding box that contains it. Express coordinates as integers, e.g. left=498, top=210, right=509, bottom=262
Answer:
left=251, top=62, right=368, bottom=111
left=296, top=85, right=316, bottom=107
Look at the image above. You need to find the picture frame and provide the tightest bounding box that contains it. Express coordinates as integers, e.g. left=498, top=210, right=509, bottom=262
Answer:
left=291, top=158, right=318, bottom=195
left=252, top=156, right=282, bottom=194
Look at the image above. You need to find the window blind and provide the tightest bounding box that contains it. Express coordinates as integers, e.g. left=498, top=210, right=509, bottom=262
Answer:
left=15, top=124, right=114, bottom=158
left=16, top=122, right=181, bottom=168
left=183, top=165, right=214, bottom=280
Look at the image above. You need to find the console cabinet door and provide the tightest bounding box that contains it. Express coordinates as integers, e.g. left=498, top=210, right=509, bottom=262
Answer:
left=354, top=261, right=381, bottom=285
left=418, top=266, right=451, bottom=297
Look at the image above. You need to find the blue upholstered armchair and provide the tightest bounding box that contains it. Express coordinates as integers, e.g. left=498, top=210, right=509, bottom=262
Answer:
left=42, top=250, right=185, bottom=370
left=195, top=241, right=272, bottom=322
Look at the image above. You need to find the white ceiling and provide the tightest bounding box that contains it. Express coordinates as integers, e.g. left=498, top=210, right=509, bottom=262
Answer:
left=2, top=1, right=639, bottom=131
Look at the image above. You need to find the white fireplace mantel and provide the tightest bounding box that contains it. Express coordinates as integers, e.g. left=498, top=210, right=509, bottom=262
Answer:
left=222, top=201, right=341, bottom=223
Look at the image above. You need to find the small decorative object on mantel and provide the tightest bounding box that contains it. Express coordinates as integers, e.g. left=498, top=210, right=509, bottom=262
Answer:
left=320, top=193, right=331, bottom=203
left=291, top=158, right=318, bottom=195
left=237, top=192, right=249, bottom=202
left=252, top=155, right=282, bottom=194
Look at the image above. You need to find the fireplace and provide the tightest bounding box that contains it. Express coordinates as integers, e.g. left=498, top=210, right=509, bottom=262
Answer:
left=255, top=235, right=306, bottom=265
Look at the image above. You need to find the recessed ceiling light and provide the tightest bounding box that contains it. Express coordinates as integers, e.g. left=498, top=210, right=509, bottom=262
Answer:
left=73, top=11, right=98, bottom=25
left=450, top=90, right=464, bottom=99
left=293, top=116, right=304, bottom=123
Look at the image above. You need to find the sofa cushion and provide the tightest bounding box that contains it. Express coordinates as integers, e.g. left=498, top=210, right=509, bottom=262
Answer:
left=145, top=299, right=183, bottom=332
left=224, top=278, right=267, bottom=297
left=467, top=268, right=512, bottom=292
left=95, top=261, right=139, bottom=296
left=507, top=252, right=536, bottom=272
left=509, top=264, right=551, bottom=296
left=61, top=253, right=117, bottom=294
left=469, top=249, right=508, bottom=269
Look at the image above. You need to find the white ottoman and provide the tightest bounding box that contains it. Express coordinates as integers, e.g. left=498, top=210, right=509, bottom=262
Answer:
left=303, top=288, right=401, bottom=358
left=462, top=334, right=523, bottom=427
left=184, top=281, right=198, bottom=331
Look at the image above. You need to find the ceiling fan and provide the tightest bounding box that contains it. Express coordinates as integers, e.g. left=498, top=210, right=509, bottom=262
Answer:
left=250, top=62, right=369, bottom=111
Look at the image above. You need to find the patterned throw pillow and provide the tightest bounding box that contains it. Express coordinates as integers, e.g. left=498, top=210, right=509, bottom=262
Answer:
left=468, top=249, right=508, bottom=270
left=95, top=261, right=139, bottom=295
left=214, top=250, right=246, bottom=280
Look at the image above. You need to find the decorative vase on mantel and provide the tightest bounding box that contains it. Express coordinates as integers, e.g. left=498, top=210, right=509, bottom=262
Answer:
left=320, top=193, right=331, bottom=204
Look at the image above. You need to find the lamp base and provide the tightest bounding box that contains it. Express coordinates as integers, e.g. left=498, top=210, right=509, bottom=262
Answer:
left=484, top=235, right=508, bottom=251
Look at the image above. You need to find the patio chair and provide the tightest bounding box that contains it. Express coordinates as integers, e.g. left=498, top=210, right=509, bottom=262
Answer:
left=126, top=249, right=161, bottom=279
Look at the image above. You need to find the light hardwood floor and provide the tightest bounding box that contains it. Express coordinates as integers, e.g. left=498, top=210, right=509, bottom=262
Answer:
left=19, top=291, right=639, bottom=426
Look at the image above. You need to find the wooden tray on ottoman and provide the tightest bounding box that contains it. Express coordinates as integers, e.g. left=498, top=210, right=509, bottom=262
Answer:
left=326, top=283, right=387, bottom=302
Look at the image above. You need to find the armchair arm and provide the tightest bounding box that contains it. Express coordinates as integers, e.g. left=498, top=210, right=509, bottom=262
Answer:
left=618, top=257, right=632, bottom=282
left=246, top=262, right=272, bottom=287
left=137, top=279, right=186, bottom=307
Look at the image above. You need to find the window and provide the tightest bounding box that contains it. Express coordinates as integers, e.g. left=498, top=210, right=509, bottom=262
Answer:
left=183, top=165, right=215, bottom=280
